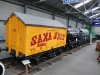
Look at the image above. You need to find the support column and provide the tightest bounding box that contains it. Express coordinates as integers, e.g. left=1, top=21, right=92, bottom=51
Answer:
left=82, top=23, right=84, bottom=28
left=76, top=20, right=78, bottom=28
left=89, top=25, right=92, bottom=44
left=67, top=16, right=70, bottom=27
left=53, top=13, right=55, bottom=20
left=24, top=1, right=28, bottom=14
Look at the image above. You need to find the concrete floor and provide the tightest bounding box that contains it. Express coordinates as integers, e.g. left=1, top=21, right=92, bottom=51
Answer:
left=33, top=42, right=100, bottom=75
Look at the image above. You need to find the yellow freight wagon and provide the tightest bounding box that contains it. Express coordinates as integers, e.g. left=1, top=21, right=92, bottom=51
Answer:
left=5, top=12, right=67, bottom=57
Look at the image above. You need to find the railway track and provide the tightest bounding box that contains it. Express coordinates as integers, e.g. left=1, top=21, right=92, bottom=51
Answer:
left=0, top=43, right=91, bottom=75
left=17, top=43, right=90, bottom=75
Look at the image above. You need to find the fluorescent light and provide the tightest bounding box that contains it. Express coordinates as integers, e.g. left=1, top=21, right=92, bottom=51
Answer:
left=92, top=7, right=99, bottom=11
left=89, top=15, right=95, bottom=18
left=74, top=0, right=92, bottom=8
left=96, top=13, right=100, bottom=16
left=89, top=13, right=100, bottom=18
left=84, top=10, right=90, bottom=14
left=84, top=7, right=100, bottom=14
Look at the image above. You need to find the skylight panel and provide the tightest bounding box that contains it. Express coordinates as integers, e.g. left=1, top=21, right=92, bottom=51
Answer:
left=74, top=0, right=92, bottom=8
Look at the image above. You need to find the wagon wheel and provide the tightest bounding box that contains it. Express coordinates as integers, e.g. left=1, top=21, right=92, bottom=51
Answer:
left=0, top=62, right=5, bottom=75
left=59, top=48, right=62, bottom=55
left=34, top=58, right=40, bottom=65
left=30, top=58, right=40, bottom=65
left=45, top=49, right=56, bottom=59
left=0, top=65, right=3, bottom=75
left=66, top=46, right=70, bottom=51
left=55, top=48, right=62, bottom=56
left=57, top=48, right=62, bottom=55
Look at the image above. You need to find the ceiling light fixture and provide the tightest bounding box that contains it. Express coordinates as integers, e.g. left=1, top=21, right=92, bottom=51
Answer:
left=74, top=0, right=92, bottom=8
left=89, top=13, right=100, bottom=18
left=84, top=7, right=100, bottom=14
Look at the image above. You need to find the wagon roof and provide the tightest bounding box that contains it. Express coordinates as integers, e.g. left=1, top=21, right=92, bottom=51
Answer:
left=6, top=12, right=67, bottom=28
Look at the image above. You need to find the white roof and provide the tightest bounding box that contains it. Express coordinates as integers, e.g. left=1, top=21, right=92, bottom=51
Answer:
left=6, top=12, right=67, bottom=28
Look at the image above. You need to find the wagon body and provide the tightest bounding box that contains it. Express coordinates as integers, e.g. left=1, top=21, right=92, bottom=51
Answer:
left=5, top=12, right=67, bottom=57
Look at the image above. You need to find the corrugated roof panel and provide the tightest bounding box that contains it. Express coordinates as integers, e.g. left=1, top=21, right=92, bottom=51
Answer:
left=12, top=12, right=67, bottom=28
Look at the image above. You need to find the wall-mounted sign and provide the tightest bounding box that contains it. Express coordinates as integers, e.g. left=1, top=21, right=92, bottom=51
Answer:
left=0, top=36, right=4, bottom=41
left=92, top=18, right=100, bottom=26
left=63, top=0, right=84, bottom=4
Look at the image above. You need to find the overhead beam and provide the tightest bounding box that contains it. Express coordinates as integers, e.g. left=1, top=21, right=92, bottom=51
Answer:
left=98, top=0, right=100, bottom=7
left=1, top=0, right=23, bottom=6
left=46, top=0, right=61, bottom=10
left=44, top=2, right=65, bottom=13
left=87, top=0, right=99, bottom=10
left=92, top=11, right=100, bottom=13
left=83, top=1, right=87, bottom=11
left=67, top=4, right=90, bottom=19
left=0, top=20, right=6, bottom=22
left=28, top=0, right=46, bottom=4
left=77, top=18, right=90, bottom=19
left=66, top=12, right=81, bottom=14
left=68, top=8, right=73, bottom=12
left=61, top=12, right=81, bottom=14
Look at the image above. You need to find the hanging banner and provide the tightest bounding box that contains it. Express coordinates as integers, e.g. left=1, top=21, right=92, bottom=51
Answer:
left=92, top=18, right=100, bottom=26
left=63, top=0, right=84, bottom=4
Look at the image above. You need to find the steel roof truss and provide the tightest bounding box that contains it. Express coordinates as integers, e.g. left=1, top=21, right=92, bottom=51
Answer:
left=67, top=3, right=90, bottom=19
left=83, top=1, right=87, bottom=11
left=86, top=0, right=99, bottom=11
